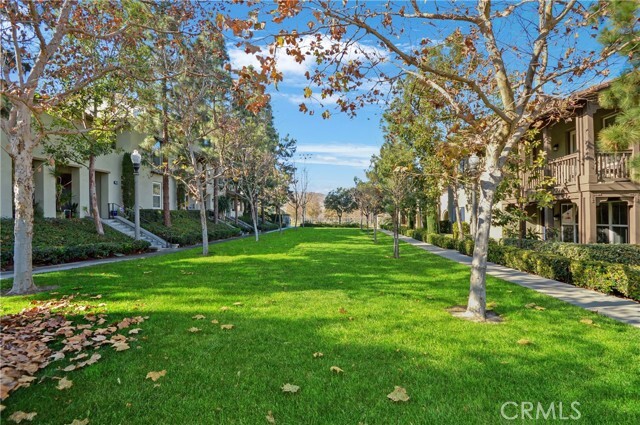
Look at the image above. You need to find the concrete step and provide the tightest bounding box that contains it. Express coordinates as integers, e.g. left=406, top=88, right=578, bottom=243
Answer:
left=102, top=219, right=168, bottom=249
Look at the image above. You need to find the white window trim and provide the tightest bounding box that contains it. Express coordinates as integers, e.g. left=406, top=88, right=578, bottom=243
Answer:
left=567, top=129, right=577, bottom=154
left=602, top=113, right=618, bottom=129
left=560, top=203, right=579, bottom=243
left=152, top=182, right=162, bottom=209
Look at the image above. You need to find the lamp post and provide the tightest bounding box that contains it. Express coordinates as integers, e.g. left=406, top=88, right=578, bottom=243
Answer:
left=131, top=150, right=142, bottom=240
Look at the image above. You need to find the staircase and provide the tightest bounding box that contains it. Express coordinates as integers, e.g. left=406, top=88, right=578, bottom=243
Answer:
left=102, top=217, right=169, bottom=250
left=223, top=215, right=253, bottom=232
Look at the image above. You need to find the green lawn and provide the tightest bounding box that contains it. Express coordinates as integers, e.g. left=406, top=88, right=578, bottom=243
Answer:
left=1, top=229, right=639, bottom=424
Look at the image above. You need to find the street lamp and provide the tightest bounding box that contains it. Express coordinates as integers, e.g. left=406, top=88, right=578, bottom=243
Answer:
left=131, top=150, right=142, bottom=240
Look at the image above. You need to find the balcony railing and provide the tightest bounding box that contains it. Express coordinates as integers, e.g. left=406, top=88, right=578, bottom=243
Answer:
left=549, top=153, right=579, bottom=186
left=596, top=150, right=632, bottom=181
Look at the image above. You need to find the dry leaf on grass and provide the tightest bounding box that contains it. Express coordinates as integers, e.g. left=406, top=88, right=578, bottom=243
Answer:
left=0, top=404, right=5, bottom=412
left=112, top=341, right=130, bottom=351
left=66, top=419, right=89, bottom=425
left=211, top=320, right=219, bottom=324
left=188, top=327, right=201, bottom=333
left=192, top=315, right=205, bottom=320
left=312, top=352, right=323, bottom=358
left=220, top=306, right=230, bottom=312
left=146, top=370, right=166, bottom=382
left=338, top=307, right=347, bottom=314
left=128, top=328, right=142, bottom=335
left=387, top=386, right=410, bottom=402
left=266, top=411, right=276, bottom=424
left=56, top=377, right=73, bottom=390
left=233, top=302, right=243, bottom=306
left=580, top=318, right=594, bottom=325
left=8, top=411, right=37, bottom=423
left=330, top=366, right=344, bottom=374
left=281, top=383, right=300, bottom=393
left=517, top=339, right=533, bottom=345
left=220, top=324, right=234, bottom=330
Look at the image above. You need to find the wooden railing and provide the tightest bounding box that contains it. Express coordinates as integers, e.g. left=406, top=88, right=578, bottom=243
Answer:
left=548, top=153, right=579, bottom=186
left=596, top=150, right=632, bottom=181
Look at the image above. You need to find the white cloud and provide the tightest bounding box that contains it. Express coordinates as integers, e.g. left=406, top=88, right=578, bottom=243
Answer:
left=295, top=143, right=378, bottom=168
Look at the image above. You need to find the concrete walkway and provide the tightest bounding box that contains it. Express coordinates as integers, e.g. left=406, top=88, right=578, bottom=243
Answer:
left=0, top=228, right=289, bottom=281
left=382, top=230, right=640, bottom=328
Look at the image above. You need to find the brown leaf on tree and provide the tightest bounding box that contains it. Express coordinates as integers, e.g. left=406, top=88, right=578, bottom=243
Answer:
left=281, top=383, right=300, bottom=393
left=56, top=377, right=73, bottom=390
left=146, top=370, right=166, bottom=382
left=8, top=411, right=37, bottom=423
left=387, top=386, right=410, bottom=402
left=220, top=324, right=234, bottom=330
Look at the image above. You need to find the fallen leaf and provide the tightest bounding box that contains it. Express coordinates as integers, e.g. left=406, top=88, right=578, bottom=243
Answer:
left=188, top=327, right=201, bottom=333
left=192, top=315, right=206, bottom=320
left=387, top=386, right=410, bottom=402
left=8, top=411, right=37, bottom=423
left=534, top=306, right=546, bottom=311
left=146, top=370, right=166, bottom=382
left=330, top=366, right=344, bottom=374
left=70, top=353, right=88, bottom=362
left=313, top=352, right=324, bottom=358
left=90, top=295, right=102, bottom=299
left=63, top=365, right=77, bottom=372
left=0, top=405, right=5, bottom=412
left=220, top=324, right=234, bottom=330
left=211, top=319, right=219, bottom=324
left=338, top=307, right=347, bottom=314
left=112, top=341, right=130, bottom=351
left=233, top=302, right=243, bottom=306
left=57, top=377, right=73, bottom=390
left=524, top=303, right=537, bottom=309
left=128, top=328, right=142, bottom=335
left=281, top=383, right=300, bottom=393
left=580, top=318, right=594, bottom=325
left=517, top=339, right=533, bottom=345
left=220, top=306, right=230, bottom=312
left=66, top=419, right=89, bottom=425
left=266, top=410, right=276, bottom=424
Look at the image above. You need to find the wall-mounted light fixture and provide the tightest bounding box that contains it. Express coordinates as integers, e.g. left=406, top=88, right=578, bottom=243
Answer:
left=552, top=144, right=559, bottom=151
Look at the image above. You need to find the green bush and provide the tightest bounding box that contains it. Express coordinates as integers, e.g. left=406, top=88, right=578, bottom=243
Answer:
left=293, top=222, right=360, bottom=228
left=439, top=221, right=452, bottom=234
left=457, top=238, right=475, bottom=256
left=501, top=239, right=640, bottom=266
left=425, top=233, right=458, bottom=250
left=570, top=261, right=640, bottom=299
left=452, top=222, right=471, bottom=240
left=138, top=209, right=241, bottom=246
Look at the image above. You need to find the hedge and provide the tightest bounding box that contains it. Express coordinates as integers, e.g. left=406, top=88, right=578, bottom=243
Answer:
left=137, top=209, right=241, bottom=246
left=404, top=231, right=640, bottom=301
left=302, top=222, right=360, bottom=228
left=502, top=238, right=640, bottom=266
left=1, top=240, right=150, bottom=270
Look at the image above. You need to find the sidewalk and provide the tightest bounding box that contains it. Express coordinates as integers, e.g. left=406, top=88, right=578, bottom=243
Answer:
left=0, top=228, right=289, bottom=281
left=382, top=230, right=640, bottom=328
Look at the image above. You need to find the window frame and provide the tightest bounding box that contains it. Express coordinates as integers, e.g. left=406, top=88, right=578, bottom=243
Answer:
left=596, top=201, right=629, bottom=244
left=152, top=182, right=162, bottom=209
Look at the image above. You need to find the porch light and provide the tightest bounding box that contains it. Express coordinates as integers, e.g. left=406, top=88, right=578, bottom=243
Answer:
left=131, top=149, right=142, bottom=174
left=552, top=144, right=559, bottom=151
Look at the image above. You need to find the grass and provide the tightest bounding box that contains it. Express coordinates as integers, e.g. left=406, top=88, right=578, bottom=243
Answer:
left=1, top=228, right=639, bottom=424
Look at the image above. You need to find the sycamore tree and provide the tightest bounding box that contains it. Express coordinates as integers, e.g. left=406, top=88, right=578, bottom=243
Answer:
left=44, top=78, right=131, bottom=236
left=289, top=164, right=309, bottom=228
left=324, top=187, right=356, bottom=225
left=245, top=0, right=628, bottom=320
left=1, top=0, right=146, bottom=294
left=354, top=179, right=384, bottom=242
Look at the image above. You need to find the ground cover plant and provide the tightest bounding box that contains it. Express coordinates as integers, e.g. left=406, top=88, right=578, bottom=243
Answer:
left=1, top=229, right=639, bottom=424
left=0, top=219, right=149, bottom=270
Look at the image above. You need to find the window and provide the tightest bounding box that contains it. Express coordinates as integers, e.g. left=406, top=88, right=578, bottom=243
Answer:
left=560, top=203, right=579, bottom=243
left=152, top=140, right=162, bottom=167
left=152, top=182, right=162, bottom=209
left=567, top=130, right=577, bottom=154
left=602, top=114, right=618, bottom=129
left=597, top=201, right=629, bottom=244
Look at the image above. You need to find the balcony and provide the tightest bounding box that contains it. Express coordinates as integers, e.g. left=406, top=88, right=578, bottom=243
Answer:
left=596, top=150, right=632, bottom=181
left=549, top=153, right=579, bottom=186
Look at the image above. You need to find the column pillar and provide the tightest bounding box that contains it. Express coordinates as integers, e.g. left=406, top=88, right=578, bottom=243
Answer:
left=631, top=194, right=639, bottom=245
left=576, top=101, right=598, bottom=187
left=581, top=192, right=597, bottom=244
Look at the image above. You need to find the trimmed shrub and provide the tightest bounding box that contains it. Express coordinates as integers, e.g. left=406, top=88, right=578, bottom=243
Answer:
left=502, top=239, right=640, bottom=266
left=452, top=222, right=471, bottom=240
left=570, top=261, right=640, bottom=299
left=300, top=222, right=360, bottom=228
left=426, top=233, right=458, bottom=250
left=457, top=238, right=475, bottom=256
left=439, top=221, right=452, bottom=234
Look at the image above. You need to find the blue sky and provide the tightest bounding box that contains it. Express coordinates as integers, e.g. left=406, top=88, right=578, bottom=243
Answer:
left=225, top=1, right=622, bottom=194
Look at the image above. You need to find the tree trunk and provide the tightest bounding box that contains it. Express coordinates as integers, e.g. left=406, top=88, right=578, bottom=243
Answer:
left=470, top=180, right=479, bottom=238
left=373, top=214, right=378, bottom=243
left=360, top=212, right=363, bottom=230
left=301, top=205, right=306, bottom=227
left=452, top=183, right=464, bottom=240
left=466, top=151, right=502, bottom=320
left=338, top=213, right=342, bottom=225
left=89, top=155, right=104, bottom=236
left=162, top=77, right=172, bottom=228
left=213, top=175, right=219, bottom=224
left=251, top=198, right=259, bottom=241
left=9, top=113, right=38, bottom=294
left=197, top=180, right=209, bottom=256
left=366, top=213, right=369, bottom=229
left=234, top=195, right=238, bottom=225
left=393, top=206, right=400, bottom=258
left=278, top=205, right=282, bottom=232
left=294, top=205, right=298, bottom=228
left=261, top=202, right=265, bottom=226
